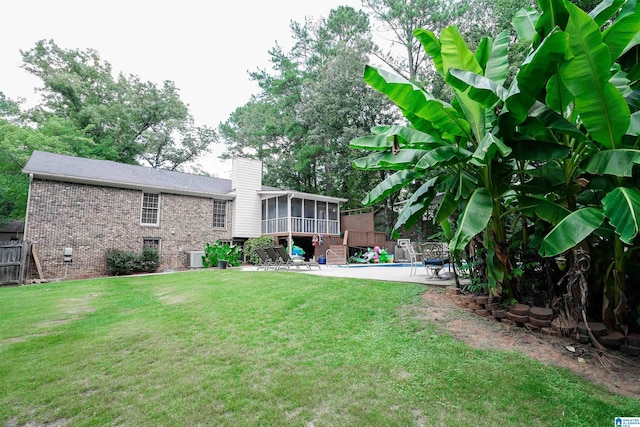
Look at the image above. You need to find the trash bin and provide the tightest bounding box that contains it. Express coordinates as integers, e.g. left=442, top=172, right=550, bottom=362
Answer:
left=318, top=256, right=326, bottom=265
left=218, top=260, right=228, bottom=269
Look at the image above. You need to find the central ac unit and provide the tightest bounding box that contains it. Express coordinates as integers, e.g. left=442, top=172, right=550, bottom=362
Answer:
left=188, top=251, right=205, bottom=268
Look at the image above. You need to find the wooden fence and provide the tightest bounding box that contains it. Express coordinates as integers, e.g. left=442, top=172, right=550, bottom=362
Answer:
left=0, top=240, right=30, bottom=285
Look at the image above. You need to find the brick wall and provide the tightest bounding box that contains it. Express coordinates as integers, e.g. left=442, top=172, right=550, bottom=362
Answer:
left=25, top=179, right=233, bottom=280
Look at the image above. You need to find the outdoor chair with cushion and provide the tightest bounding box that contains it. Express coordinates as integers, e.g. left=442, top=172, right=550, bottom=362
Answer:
left=420, top=242, right=450, bottom=279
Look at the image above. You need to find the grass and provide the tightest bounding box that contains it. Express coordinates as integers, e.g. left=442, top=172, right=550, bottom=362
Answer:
left=0, top=269, right=637, bottom=426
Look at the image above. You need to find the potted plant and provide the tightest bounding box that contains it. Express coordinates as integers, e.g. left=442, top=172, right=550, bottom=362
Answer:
left=202, top=241, right=242, bottom=270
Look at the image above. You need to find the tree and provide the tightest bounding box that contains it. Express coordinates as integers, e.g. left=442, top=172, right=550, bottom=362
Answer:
left=0, top=116, right=93, bottom=222
left=219, top=6, right=398, bottom=209
left=363, top=0, right=465, bottom=83
left=20, top=40, right=214, bottom=170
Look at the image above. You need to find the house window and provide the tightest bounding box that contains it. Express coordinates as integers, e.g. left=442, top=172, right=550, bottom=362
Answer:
left=213, top=199, right=227, bottom=228
left=143, top=238, right=160, bottom=251
left=141, top=193, right=160, bottom=225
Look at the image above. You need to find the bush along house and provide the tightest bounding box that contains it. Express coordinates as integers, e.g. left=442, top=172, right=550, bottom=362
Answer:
left=22, top=151, right=347, bottom=280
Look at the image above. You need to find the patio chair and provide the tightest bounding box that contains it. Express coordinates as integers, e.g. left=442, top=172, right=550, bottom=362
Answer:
left=274, top=245, right=321, bottom=270
left=254, top=247, right=277, bottom=271
left=399, top=240, right=419, bottom=276
left=420, top=242, right=450, bottom=279
left=264, top=247, right=284, bottom=270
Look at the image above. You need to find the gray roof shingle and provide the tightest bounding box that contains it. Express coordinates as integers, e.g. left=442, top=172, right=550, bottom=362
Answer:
left=23, top=151, right=233, bottom=197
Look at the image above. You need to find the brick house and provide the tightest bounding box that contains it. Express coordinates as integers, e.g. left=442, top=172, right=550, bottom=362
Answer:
left=22, top=151, right=347, bottom=280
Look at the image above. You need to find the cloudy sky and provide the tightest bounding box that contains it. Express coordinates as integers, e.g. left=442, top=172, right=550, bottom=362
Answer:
left=1, top=0, right=364, bottom=176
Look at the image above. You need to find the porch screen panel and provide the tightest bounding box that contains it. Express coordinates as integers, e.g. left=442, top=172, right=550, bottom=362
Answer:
left=263, top=197, right=277, bottom=234
left=277, top=195, right=288, bottom=233
left=328, top=202, right=339, bottom=234
left=304, top=200, right=315, bottom=233
left=291, top=198, right=302, bottom=232
left=317, top=202, right=327, bottom=233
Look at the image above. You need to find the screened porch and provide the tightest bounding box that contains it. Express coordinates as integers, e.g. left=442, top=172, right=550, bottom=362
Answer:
left=261, top=194, right=341, bottom=235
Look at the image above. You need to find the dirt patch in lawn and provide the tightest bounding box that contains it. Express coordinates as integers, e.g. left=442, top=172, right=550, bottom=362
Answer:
left=415, top=287, right=640, bottom=399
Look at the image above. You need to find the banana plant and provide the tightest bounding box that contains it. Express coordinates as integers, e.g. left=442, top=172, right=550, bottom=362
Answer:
left=351, top=26, right=525, bottom=298
left=352, top=0, right=640, bottom=322
left=439, top=0, right=640, bottom=326
left=519, top=0, right=640, bottom=328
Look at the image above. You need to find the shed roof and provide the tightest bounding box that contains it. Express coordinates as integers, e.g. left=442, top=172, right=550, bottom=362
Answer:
left=23, top=151, right=233, bottom=198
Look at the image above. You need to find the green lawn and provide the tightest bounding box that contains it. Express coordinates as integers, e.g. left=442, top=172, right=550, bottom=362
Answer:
left=0, top=270, right=637, bottom=426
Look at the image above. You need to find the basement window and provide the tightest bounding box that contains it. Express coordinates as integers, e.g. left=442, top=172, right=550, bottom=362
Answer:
left=143, top=238, right=160, bottom=251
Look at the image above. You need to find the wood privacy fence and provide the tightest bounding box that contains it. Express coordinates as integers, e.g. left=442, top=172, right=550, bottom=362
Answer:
left=0, top=240, right=30, bottom=285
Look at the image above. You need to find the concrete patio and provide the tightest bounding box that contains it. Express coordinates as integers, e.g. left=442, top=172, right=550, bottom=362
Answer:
left=242, top=263, right=470, bottom=286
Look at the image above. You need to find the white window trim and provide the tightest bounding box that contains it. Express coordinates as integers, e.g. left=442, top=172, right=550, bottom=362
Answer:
left=141, top=193, right=160, bottom=226
left=213, top=199, right=227, bottom=230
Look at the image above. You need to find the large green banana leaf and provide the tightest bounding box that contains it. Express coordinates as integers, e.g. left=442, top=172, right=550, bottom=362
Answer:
left=535, top=197, right=572, bottom=225
left=447, top=69, right=508, bottom=108
left=450, top=188, right=493, bottom=252
left=525, top=102, right=584, bottom=140
left=470, top=133, right=512, bottom=166
left=363, top=66, right=472, bottom=140
left=434, top=191, right=458, bottom=224
left=352, top=150, right=428, bottom=170
left=589, top=0, right=626, bottom=27
left=483, top=30, right=510, bottom=86
left=602, top=186, right=640, bottom=244
left=414, top=145, right=473, bottom=170
left=513, top=7, right=540, bottom=42
left=629, top=110, right=640, bottom=133
left=618, top=0, right=640, bottom=20
left=350, top=126, right=446, bottom=151
left=602, top=4, right=640, bottom=61
left=539, top=207, right=605, bottom=257
left=441, top=169, right=479, bottom=200
left=561, top=3, right=630, bottom=148
left=393, top=178, right=439, bottom=230
left=505, top=30, right=568, bottom=126
left=361, top=170, right=415, bottom=206
left=545, top=73, right=573, bottom=113
left=441, top=26, right=486, bottom=143
left=518, top=195, right=570, bottom=224
left=414, top=29, right=444, bottom=78
left=535, top=0, right=570, bottom=44
left=584, top=149, right=640, bottom=176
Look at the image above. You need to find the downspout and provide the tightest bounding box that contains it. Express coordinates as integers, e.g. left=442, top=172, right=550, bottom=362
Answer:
left=288, top=192, right=294, bottom=256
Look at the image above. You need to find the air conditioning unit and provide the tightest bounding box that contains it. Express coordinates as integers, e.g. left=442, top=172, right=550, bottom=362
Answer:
left=188, top=251, right=205, bottom=268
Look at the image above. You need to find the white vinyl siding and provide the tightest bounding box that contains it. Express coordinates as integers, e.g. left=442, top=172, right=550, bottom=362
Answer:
left=231, top=158, right=262, bottom=238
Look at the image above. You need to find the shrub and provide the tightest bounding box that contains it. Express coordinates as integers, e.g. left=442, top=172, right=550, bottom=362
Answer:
left=243, top=236, right=275, bottom=265
left=105, top=247, right=160, bottom=276
left=139, top=246, right=160, bottom=273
